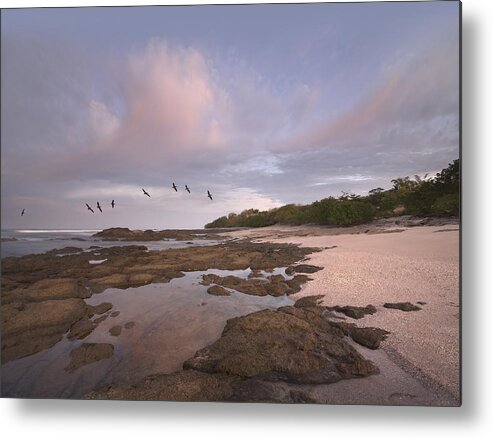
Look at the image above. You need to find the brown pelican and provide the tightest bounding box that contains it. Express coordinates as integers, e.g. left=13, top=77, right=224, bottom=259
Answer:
left=185, top=185, right=191, bottom=194
left=86, top=203, right=95, bottom=213
left=111, top=200, right=115, bottom=208
left=172, top=182, right=178, bottom=192
left=207, top=190, right=213, bottom=201
left=142, top=188, right=151, bottom=198
left=97, top=202, right=102, bottom=213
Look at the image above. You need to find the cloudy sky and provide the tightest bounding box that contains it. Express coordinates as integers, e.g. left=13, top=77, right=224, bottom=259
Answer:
left=1, top=2, right=460, bottom=230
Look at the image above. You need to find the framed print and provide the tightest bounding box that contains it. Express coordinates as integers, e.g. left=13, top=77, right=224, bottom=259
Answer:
left=1, top=1, right=461, bottom=406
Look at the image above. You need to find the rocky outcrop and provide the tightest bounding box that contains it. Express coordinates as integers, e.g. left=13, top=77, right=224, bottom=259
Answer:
left=350, top=327, right=390, bottom=349
left=2, top=298, right=88, bottom=363
left=1, top=241, right=320, bottom=364
left=207, top=285, right=231, bottom=296
left=109, top=325, right=122, bottom=336
left=327, top=304, right=377, bottom=319
left=86, top=305, right=379, bottom=402
left=65, top=343, right=114, bottom=373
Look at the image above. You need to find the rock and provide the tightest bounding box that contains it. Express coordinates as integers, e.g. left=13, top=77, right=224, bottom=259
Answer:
left=248, top=269, right=264, bottom=279
left=1, top=240, right=321, bottom=362
left=327, top=304, right=377, bottom=319
left=65, top=343, right=114, bottom=373
left=294, top=295, right=325, bottom=308
left=285, top=275, right=312, bottom=294
left=67, top=318, right=96, bottom=340
left=202, top=274, right=277, bottom=297
left=87, top=302, right=113, bottom=317
left=285, top=264, right=323, bottom=275
left=350, top=327, right=390, bottom=349
left=109, top=325, right=122, bottom=336
left=86, top=370, right=237, bottom=401
left=1, top=278, right=90, bottom=305
left=47, top=246, right=82, bottom=255
left=2, top=298, right=87, bottom=363
left=93, top=315, right=108, bottom=324
left=207, top=285, right=231, bottom=296
left=384, top=302, right=421, bottom=312
left=124, top=321, right=136, bottom=329
left=183, top=307, right=378, bottom=383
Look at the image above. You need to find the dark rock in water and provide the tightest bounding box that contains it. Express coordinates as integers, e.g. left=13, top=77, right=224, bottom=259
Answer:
left=384, top=302, right=421, bottom=312
left=350, top=327, right=390, bottom=349
left=417, top=301, right=427, bottom=305
left=285, top=264, right=323, bottom=275
left=201, top=273, right=291, bottom=297
left=110, top=311, right=120, bottom=318
left=67, top=317, right=96, bottom=340
left=183, top=307, right=378, bottom=383
left=109, top=325, right=122, bottom=336
left=207, top=285, right=231, bottom=296
left=294, top=295, right=324, bottom=308
left=248, top=269, right=264, bottom=279
left=327, top=304, right=377, bottom=319
left=93, top=314, right=108, bottom=324
left=124, top=321, right=136, bottom=329
left=65, top=343, right=114, bottom=373
left=47, top=246, right=82, bottom=255
left=285, top=275, right=312, bottom=294
left=87, top=302, right=113, bottom=317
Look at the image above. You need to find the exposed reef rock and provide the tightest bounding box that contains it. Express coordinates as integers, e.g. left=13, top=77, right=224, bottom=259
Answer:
left=327, top=304, right=377, bottom=319
left=65, top=343, right=114, bottom=373
left=1, top=240, right=320, bottom=364
left=285, top=264, right=323, bottom=275
left=93, top=227, right=229, bottom=242
left=207, top=285, right=231, bottom=296
left=2, top=298, right=88, bottom=362
left=86, top=305, right=379, bottom=402
left=383, top=302, right=422, bottom=312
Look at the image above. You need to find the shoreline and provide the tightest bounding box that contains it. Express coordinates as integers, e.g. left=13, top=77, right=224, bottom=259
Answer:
left=1, top=220, right=459, bottom=405
left=229, top=222, right=460, bottom=404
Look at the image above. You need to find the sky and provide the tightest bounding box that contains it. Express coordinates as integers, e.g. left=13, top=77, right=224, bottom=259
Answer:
left=1, top=1, right=460, bottom=230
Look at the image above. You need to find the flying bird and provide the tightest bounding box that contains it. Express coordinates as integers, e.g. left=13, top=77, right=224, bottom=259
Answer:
left=111, top=200, right=115, bottom=208
left=207, top=190, right=213, bottom=201
left=142, top=188, right=151, bottom=198
left=172, top=182, right=178, bottom=192
left=86, top=203, right=95, bottom=213
left=185, top=185, right=191, bottom=194
left=97, top=202, right=103, bottom=213
left=21, top=209, right=25, bottom=217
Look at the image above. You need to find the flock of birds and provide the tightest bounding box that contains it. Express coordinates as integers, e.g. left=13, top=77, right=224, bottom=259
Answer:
left=19, top=183, right=213, bottom=216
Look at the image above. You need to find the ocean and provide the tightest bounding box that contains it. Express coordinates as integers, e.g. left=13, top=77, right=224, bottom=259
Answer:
left=0, top=229, right=217, bottom=258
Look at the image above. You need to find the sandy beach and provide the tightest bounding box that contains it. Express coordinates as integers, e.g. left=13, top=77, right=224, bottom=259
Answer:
left=224, top=223, right=460, bottom=403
